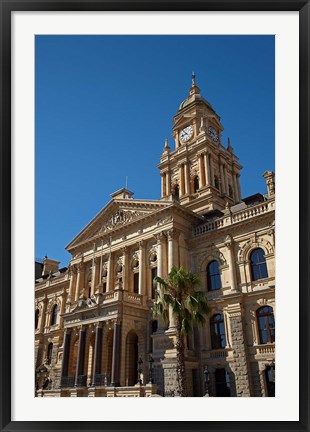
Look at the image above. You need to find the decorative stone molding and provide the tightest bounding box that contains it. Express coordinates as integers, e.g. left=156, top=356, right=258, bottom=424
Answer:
left=156, top=216, right=173, bottom=226
left=257, top=298, right=269, bottom=307
left=154, top=232, right=166, bottom=244
left=198, top=249, right=227, bottom=270
left=167, top=228, right=180, bottom=241
left=96, top=210, right=149, bottom=234
left=131, top=252, right=139, bottom=269
left=238, top=238, right=274, bottom=262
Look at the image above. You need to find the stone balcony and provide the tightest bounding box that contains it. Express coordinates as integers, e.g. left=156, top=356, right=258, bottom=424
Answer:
left=98, top=290, right=145, bottom=307
left=193, top=200, right=275, bottom=237
left=248, top=343, right=275, bottom=359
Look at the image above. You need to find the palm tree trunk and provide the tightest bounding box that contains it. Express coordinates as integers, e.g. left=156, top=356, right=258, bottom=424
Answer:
left=175, top=316, right=186, bottom=396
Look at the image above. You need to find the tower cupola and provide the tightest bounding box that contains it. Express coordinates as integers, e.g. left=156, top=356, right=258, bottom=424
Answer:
left=158, top=75, right=243, bottom=214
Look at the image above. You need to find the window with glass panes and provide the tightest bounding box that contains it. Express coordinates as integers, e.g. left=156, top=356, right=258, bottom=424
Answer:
left=210, top=314, right=226, bottom=349
left=47, top=342, right=53, bottom=364
left=257, top=306, right=275, bottom=344
left=207, top=260, right=221, bottom=291
left=50, top=304, right=58, bottom=326
left=250, top=248, right=268, bottom=281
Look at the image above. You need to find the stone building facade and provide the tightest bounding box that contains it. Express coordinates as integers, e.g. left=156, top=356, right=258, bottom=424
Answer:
left=35, top=76, right=275, bottom=397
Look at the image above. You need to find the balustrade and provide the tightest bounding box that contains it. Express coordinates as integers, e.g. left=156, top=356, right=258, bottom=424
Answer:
left=194, top=201, right=273, bottom=237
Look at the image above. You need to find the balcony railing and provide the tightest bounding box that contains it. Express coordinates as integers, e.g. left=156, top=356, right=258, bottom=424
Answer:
left=94, top=373, right=111, bottom=387
left=193, top=200, right=274, bottom=237
left=60, top=376, right=75, bottom=388
left=75, top=375, right=87, bottom=387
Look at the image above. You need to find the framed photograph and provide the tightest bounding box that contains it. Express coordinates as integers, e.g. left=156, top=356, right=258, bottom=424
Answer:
left=1, top=1, right=309, bottom=431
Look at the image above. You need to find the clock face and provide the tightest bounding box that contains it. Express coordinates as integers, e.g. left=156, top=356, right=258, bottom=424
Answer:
left=179, top=125, right=193, bottom=143
left=208, top=126, right=219, bottom=142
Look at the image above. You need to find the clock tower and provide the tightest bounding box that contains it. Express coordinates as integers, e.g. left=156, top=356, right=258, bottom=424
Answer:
left=158, top=74, right=243, bottom=214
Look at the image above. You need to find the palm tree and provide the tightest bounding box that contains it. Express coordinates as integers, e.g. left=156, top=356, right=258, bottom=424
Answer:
left=153, top=265, right=211, bottom=397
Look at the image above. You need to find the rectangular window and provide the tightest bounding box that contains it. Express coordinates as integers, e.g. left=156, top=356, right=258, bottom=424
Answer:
left=133, top=272, right=139, bottom=294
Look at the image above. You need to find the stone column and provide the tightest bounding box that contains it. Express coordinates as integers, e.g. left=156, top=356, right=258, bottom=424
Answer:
left=204, top=153, right=211, bottom=185
left=122, top=247, right=129, bottom=291
left=75, top=262, right=84, bottom=302
left=224, top=165, right=229, bottom=196
left=233, top=173, right=239, bottom=202
left=225, top=235, right=237, bottom=292
left=220, top=164, right=226, bottom=194
left=91, top=257, right=97, bottom=297
left=92, top=324, right=103, bottom=386
left=60, top=330, right=71, bottom=386
left=209, top=155, right=214, bottom=186
left=167, top=229, right=180, bottom=329
left=167, top=229, right=180, bottom=270
left=166, top=171, right=171, bottom=196
left=68, top=265, right=76, bottom=304
left=236, top=174, right=242, bottom=201
left=138, top=241, right=146, bottom=295
left=227, top=304, right=251, bottom=396
left=111, top=321, right=122, bottom=387
left=179, top=164, right=184, bottom=196
left=161, top=174, right=166, bottom=198
left=107, top=252, right=113, bottom=292
left=184, top=162, right=190, bottom=195
left=40, top=296, right=48, bottom=332
left=199, top=154, right=206, bottom=187
left=75, top=327, right=86, bottom=386
left=154, top=232, right=166, bottom=331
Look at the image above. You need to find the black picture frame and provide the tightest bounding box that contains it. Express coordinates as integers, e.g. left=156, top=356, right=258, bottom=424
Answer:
left=1, top=1, right=309, bottom=431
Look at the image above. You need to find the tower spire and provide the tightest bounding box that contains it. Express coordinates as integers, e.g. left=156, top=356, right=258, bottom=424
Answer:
left=189, top=71, right=200, bottom=96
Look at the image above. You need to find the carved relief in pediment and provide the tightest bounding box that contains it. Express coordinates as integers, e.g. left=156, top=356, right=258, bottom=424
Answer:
left=95, top=210, right=149, bottom=235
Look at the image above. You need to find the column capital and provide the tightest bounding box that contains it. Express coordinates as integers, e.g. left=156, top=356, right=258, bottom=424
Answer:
left=138, top=239, right=145, bottom=249
left=120, top=246, right=128, bottom=254
left=224, top=234, right=233, bottom=248
left=167, top=228, right=181, bottom=241
left=154, top=231, right=167, bottom=244
left=77, top=261, right=84, bottom=272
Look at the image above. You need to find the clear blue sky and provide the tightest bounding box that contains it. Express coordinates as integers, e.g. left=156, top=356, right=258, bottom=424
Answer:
left=35, top=35, right=275, bottom=268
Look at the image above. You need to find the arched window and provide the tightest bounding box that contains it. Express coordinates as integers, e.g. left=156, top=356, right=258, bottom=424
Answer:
left=257, top=306, right=275, bottom=344
left=47, top=342, right=53, bottom=364
left=50, top=304, right=59, bottom=326
left=210, top=314, right=226, bottom=349
left=207, top=260, right=221, bottom=291
left=250, top=248, right=268, bottom=281
left=35, top=309, right=39, bottom=329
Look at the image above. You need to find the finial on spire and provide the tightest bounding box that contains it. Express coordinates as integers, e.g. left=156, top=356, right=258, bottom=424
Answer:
left=227, top=137, right=233, bottom=152
left=192, top=71, right=196, bottom=86
left=164, top=138, right=170, bottom=153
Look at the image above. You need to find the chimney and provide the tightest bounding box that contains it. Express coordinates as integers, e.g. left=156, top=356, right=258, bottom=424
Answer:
left=263, top=171, right=275, bottom=198
left=42, top=256, right=60, bottom=276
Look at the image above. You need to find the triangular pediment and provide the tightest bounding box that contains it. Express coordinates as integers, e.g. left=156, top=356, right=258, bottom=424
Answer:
left=66, top=198, right=171, bottom=251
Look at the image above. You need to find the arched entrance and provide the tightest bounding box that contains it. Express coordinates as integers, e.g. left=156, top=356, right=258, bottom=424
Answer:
left=125, top=331, right=138, bottom=386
